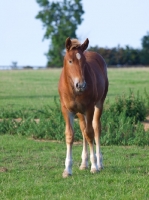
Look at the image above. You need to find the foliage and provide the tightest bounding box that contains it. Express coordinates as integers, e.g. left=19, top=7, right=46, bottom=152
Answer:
left=0, top=91, right=149, bottom=146
left=109, top=90, right=147, bottom=123
left=36, top=0, right=84, bottom=67
left=101, top=90, right=148, bottom=145
left=101, top=108, right=149, bottom=146
left=140, top=32, right=149, bottom=65
left=88, top=45, right=141, bottom=66
left=141, top=32, right=149, bottom=49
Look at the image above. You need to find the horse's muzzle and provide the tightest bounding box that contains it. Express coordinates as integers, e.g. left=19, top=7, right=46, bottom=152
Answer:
left=75, top=81, right=87, bottom=92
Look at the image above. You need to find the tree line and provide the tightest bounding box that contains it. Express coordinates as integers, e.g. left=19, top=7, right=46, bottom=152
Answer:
left=36, top=0, right=149, bottom=67
left=88, top=33, right=149, bottom=66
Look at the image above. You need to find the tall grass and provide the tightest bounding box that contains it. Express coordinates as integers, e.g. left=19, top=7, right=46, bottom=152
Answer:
left=0, top=90, right=149, bottom=146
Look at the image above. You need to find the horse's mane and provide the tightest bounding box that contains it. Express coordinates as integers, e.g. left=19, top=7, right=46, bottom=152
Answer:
left=70, top=39, right=81, bottom=50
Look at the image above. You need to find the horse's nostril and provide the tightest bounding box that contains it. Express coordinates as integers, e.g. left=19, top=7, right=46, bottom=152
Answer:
left=76, top=83, right=79, bottom=88
left=76, top=82, right=82, bottom=89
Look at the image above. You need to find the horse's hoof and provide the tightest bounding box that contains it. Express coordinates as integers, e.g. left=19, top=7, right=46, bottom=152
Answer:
left=62, top=170, right=72, bottom=178
left=90, top=168, right=99, bottom=174
left=79, top=165, right=88, bottom=170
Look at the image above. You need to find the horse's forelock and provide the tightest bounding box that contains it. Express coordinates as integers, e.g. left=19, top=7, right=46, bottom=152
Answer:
left=69, top=39, right=81, bottom=50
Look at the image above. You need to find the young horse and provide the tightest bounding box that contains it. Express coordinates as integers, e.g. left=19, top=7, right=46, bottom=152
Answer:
left=58, top=37, right=108, bottom=177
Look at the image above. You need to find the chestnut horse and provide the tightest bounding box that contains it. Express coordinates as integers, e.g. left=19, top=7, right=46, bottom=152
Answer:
left=58, top=37, right=108, bottom=177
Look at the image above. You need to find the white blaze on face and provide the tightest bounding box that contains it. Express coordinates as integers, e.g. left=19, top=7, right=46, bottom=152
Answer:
left=76, top=53, right=81, bottom=60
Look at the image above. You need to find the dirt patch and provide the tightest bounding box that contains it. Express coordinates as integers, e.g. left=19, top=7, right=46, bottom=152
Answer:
left=0, top=118, right=40, bottom=123
left=142, top=116, right=149, bottom=131
left=0, top=167, right=8, bottom=172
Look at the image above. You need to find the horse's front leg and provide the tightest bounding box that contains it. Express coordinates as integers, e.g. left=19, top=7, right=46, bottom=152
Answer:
left=77, top=113, right=88, bottom=170
left=61, top=105, right=74, bottom=178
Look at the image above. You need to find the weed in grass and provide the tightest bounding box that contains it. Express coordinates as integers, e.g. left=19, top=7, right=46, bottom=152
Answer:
left=101, top=89, right=149, bottom=146
left=109, top=89, right=147, bottom=123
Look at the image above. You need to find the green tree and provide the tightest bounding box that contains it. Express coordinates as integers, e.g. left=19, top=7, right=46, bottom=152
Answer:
left=36, top=0, right=84, bottom=67
left=141, top=32, right=149, bottom=65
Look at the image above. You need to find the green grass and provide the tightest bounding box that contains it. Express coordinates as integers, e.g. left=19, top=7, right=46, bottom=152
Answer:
left=0, top=135, right=149, bottom=200
left=107, top=68, right=149, bottom=102
left=0, top=69, right=61, bottom=110
left=0, top=68, right=149, bottom=111
left=0, top=68, right=149, bottom=199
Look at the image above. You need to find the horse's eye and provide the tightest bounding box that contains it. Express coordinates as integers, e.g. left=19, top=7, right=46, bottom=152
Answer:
left=69, top=60, right=72, bottom=64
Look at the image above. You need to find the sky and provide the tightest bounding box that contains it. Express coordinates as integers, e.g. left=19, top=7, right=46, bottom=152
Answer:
left=0, top=0, right=149, bottom=66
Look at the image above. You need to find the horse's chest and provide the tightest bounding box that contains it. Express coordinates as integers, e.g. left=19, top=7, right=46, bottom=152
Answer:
left=67, top=99, right=88, bottom=114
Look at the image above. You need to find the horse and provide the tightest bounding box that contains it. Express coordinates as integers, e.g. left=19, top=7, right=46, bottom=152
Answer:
left=58, top=37, right=108, bottom=177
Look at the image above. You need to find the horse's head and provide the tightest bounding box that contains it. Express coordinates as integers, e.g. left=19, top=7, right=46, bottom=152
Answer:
left=64, top=37, right=89, bottom=93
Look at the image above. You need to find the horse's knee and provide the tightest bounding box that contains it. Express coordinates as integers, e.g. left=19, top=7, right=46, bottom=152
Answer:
left=65, top=133, right=74, bottom=144
left=65, top=124, right=74, bottom=144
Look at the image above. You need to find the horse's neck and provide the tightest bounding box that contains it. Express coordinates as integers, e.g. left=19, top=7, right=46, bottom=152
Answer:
left=63, top=68, right=75, bottom=95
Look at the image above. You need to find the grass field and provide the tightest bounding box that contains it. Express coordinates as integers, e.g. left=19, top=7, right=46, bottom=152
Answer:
left=1, top=135, right=149, bottom=200
left=0, top=68, right=149, bottom=199
left=0, top=68, right=149, bottom=110
left=0, top=69, right=61, bottom=110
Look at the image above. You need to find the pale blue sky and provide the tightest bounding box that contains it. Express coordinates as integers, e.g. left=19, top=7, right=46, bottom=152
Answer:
left=0, top=0, right=149, bottom=66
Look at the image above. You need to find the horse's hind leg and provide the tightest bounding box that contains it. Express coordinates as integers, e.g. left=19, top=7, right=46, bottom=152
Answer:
left=80, top=135, right=88, bottom=170
left=85, top=107, right=98, bottom=173
left=77, top=113, right=88, bottom=170
left=92, top=101, right=103, bottom=170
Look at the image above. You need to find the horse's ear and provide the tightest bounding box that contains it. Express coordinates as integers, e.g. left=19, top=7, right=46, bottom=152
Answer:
left=65, top=37, right=72, bottom=51
left=80, top=38, right=89, bottom=52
